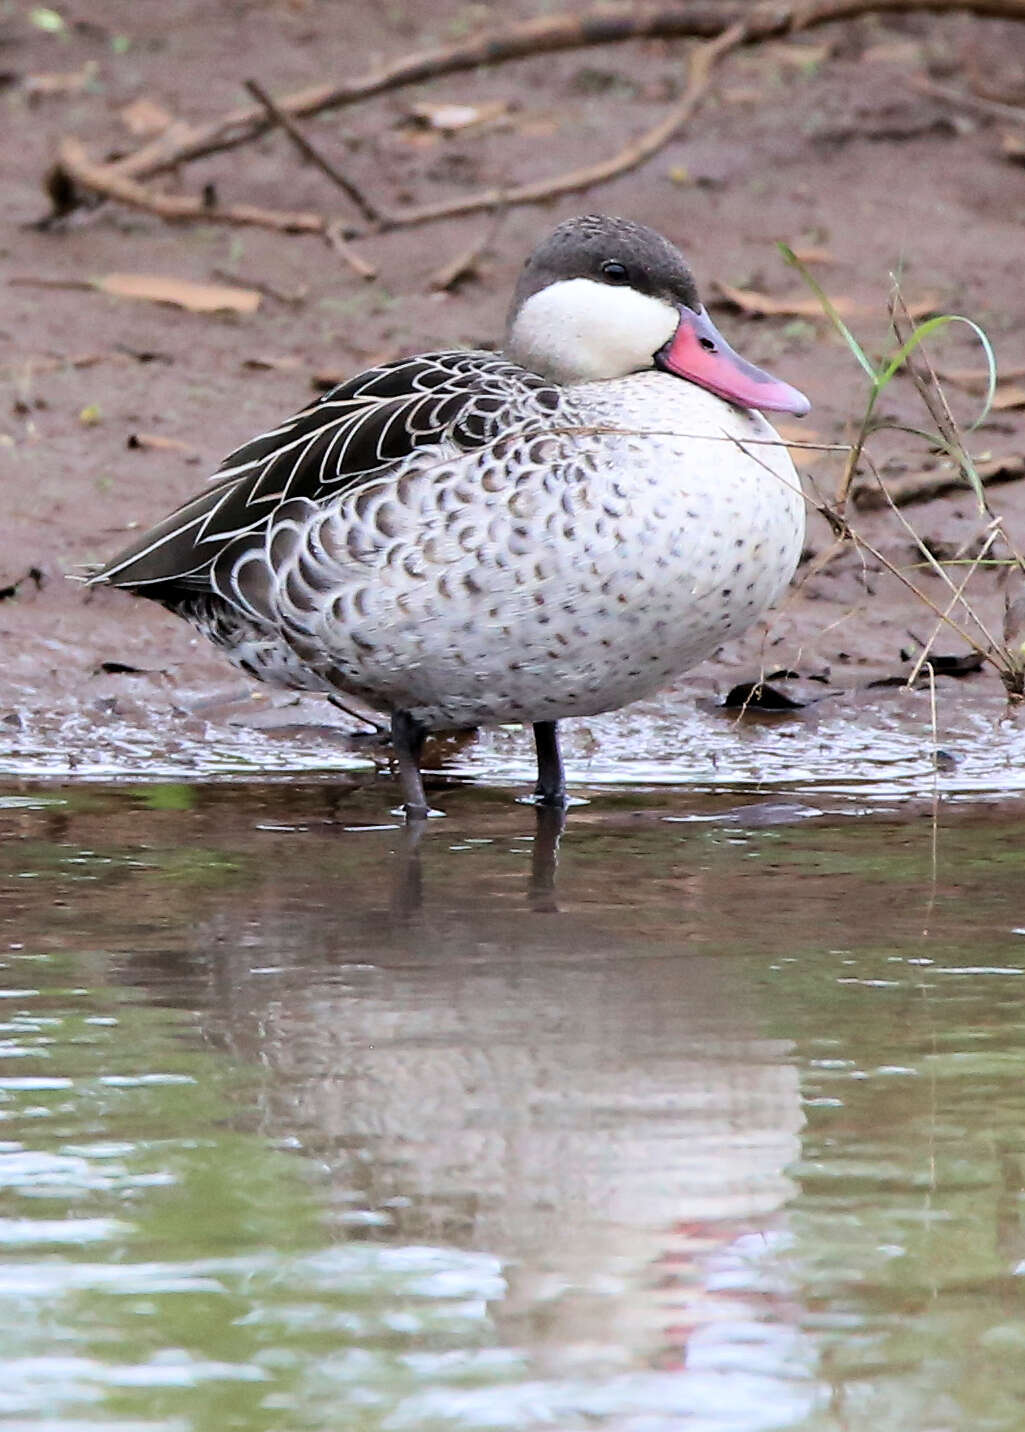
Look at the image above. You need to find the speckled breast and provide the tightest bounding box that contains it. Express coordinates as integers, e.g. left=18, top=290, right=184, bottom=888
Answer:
left=261, top=373, right=805, bottom=729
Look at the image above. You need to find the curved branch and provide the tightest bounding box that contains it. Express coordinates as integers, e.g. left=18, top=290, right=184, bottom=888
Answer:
left=53, top=23, right=743, bottom=238
left=100, top=0, right=1025, bottom=184
left=108, top=4, right=737, bottom=183
left=379, top=20, right=746, bottom=231
left=50, top=0, right=1025, bottom=233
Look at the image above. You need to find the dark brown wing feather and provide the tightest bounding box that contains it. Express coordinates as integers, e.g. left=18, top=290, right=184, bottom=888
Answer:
left=92, top=351, right=559, bottom=594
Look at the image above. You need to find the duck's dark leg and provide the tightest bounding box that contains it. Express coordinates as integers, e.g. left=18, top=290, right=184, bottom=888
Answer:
left=532, top=720, right=567, bottom=807
left=391, top=709, right=429, bottom=820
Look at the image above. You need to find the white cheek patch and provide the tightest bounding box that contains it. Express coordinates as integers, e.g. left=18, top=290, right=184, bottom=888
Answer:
left=508, top=278, right=680, bottom=383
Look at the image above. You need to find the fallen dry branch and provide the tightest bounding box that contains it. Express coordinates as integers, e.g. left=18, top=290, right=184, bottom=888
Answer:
left=86, top=0, right=1025, bottom=183
left=56, top=137, right=325, bottom=234
left=52, top=20, right=745, bottom=237
left=47, top=0, right=1025, bottom=234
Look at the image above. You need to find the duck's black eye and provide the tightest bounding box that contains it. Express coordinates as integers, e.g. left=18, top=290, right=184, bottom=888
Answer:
left=600, top=260, right=629, bottom=285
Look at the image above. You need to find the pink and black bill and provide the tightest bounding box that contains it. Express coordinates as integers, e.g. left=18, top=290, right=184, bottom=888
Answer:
left=656, top=305, right=810, bottom=417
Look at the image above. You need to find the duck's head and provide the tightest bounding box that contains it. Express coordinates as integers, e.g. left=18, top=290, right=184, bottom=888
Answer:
left=505, top=214, right=810, bottom=417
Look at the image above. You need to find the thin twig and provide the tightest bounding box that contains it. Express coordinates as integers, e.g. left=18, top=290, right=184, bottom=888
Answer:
left=210, top=267, right=308, bottom=304
left=324, top=219, right=378, bottom=280
left=911, top=74, right=1025, bottom=124
left=858, top=450, right=1009, bottom=657
left=244, top=77, right=382, bottom=226
left=429, top=209, right=506, bottom=292
left=905, top=523, right=1002, bottom=686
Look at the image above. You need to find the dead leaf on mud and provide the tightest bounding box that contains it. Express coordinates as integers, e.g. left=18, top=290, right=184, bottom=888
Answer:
left=1000, top=131, right=1025, bottom=163
left=126, top=432, right=200, bottom=458
left=9, top=274, right=261, bottom=314
left=711, top=282, right=940, bottom=321
left=119, top=97, right=174, bottom=137
left=785, top=245, right=836, bottom=265
left=23, top=65, right=96, bottom=99
left=991, top=386, right=1025, bottom=410
left=935, top=363, right=1025, bottom=392
left=95, top=274, right=261, bottom=314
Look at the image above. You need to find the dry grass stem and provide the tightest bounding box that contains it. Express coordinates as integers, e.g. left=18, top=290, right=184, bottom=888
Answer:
left=244, top=78, right=382, bottom=226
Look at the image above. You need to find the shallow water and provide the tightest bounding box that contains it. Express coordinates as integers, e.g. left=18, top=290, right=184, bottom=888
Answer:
left=2, top=777, right=1025, bottom=1431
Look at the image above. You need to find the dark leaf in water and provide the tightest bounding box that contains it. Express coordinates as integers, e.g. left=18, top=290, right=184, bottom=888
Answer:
left=722, top=681, right=806, bottom=712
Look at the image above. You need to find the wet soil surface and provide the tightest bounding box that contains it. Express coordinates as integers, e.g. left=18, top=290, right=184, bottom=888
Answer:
left=4, top=2, right=1025, bottom=787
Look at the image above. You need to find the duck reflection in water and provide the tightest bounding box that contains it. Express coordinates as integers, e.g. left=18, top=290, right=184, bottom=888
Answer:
left=390, top=803, right=566, bottom=918
left=118, top=791, right=808, bottom=1396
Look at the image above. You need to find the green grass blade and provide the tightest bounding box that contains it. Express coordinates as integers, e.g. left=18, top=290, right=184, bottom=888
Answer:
left=877, top=313, right=996, bottom=424
left=778, top=242, right=877, bottom=381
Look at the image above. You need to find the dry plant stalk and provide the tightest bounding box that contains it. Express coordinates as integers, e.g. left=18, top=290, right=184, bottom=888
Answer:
left=806, top=290, right=1025, bottom=697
